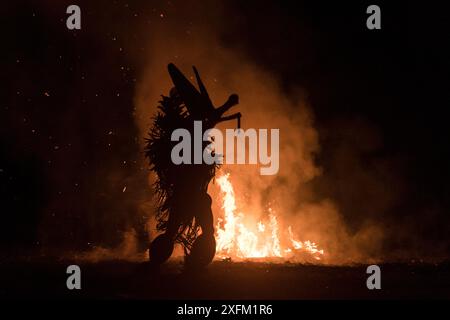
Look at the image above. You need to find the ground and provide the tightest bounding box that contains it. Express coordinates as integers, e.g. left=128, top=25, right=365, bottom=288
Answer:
left=1, top=258, right=449, bottom=299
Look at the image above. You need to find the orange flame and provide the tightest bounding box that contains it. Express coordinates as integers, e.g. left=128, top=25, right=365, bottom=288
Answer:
left=215, top=173, right=324, bottom=261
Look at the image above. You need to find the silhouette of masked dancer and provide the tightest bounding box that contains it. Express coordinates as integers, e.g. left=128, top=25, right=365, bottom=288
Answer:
left=145, top=63, right=241, bottom=268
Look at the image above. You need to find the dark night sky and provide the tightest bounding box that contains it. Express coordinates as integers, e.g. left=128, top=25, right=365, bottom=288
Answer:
left=1, top=1, right=450, bottom=258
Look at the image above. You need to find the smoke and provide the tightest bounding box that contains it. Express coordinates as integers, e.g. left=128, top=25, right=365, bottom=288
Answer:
left=132, top=1, right=384, bottom=264
left=74, top=229, right=144, bottom=263
left=6, top=1, right=448, bottom=264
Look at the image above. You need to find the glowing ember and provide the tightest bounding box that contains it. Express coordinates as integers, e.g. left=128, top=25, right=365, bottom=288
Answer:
left=215, top=174, right=324, bottom=261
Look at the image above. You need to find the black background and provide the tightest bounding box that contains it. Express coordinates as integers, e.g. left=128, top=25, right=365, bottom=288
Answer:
left=1, top=1, right=449, bottom=258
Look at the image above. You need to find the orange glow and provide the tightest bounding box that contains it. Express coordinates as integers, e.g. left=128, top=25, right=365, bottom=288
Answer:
left=215, top=174, right=324, bottom=261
